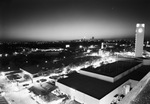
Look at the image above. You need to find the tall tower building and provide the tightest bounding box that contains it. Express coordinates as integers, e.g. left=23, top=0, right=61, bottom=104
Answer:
left=101, top=42, right=104, bottom=49
left=135, top=23, right=145, bottom=57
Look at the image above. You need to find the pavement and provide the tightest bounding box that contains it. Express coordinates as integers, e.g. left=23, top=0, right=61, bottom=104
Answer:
left=0, top=75, right=39, bottom=104
left=5, top=89, right=38, bottom=104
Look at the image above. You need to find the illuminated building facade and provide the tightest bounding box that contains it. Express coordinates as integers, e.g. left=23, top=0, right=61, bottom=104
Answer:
left=135, top=23, right=145, bottom=57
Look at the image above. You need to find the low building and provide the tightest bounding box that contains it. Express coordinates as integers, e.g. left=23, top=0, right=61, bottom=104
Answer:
left=29, top=82, right=57, bottom=95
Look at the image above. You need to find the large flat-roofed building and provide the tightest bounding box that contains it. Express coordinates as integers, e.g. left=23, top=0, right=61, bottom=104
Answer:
left=135, top=23, right=145, bottom=57
left=56, top=61, right=150, bottom=104
left=56, top=72, right=138, bottom=104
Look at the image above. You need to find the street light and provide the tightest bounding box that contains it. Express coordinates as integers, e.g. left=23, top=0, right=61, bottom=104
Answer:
left=45, top=61, right=48, bottom=63
left=5, top=54, right=8, bottom=57
left=0, top=72, right=5, bottom=77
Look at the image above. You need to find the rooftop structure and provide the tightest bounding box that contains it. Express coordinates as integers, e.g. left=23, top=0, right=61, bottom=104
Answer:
left=5, top=70, right=23, bottom=76
left=79, top=60, right=142, bottom=82
left=81, top=61, right=140, bottom=77
left=21, top=65, right=42, bottom=75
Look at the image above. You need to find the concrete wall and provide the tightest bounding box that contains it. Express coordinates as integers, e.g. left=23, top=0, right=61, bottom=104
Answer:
left=118, top=72, right=150, bottom=104
left=100, top=79, right=138, bottom=104
left=78, top=70, right=114, bottom=82
left=56, top=82, right=99, bottom=104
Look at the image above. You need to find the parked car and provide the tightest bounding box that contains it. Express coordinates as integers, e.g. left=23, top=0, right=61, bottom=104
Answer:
left=23, top=84, right=29, bottom=86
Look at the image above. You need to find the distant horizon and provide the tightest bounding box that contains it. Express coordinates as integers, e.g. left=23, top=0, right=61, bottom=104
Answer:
left=1, top=36, right=150, bottom=42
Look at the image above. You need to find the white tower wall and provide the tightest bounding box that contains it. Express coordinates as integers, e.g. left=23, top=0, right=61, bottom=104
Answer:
left=135, top=23, right=145, bottom=57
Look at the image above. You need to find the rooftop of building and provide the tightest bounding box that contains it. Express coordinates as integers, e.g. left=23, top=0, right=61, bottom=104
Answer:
left=21, top=65, right=42, bottom=74
left=5, top=70, right=22, bottom=75
left=57, top=65, right=150, bottom=100
left=127, top=65, right=150, bottom=81
left=81, top=60, right=141, bottom=77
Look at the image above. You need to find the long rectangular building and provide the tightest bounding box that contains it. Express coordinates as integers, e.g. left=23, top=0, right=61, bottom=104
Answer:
left=56, top=72, right=139, bottom=104
left=56, top=63, right=150, bottom=104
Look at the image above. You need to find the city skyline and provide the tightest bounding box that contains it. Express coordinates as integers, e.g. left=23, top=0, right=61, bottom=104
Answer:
left=2, top=0, right=150, bottom=41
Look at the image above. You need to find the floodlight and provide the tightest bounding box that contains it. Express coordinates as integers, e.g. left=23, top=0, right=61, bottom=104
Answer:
left=136, top=24, right=140, bottom=27
left=142, top=24, right=145, bottom=27
left=0, top=72, right=5, bottom=77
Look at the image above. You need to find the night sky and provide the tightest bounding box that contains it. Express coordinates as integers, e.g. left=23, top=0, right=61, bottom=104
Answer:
left=2, top=0, right=150, bottom=41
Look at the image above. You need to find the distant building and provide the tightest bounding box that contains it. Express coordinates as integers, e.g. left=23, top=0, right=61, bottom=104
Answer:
left=101, top=42, right=104, bottom=49
left=101, top=42, right=116, bottom=49
left=66, top=45, right=70, bottom=48
left=92, top=37, right=94, bottom=40
left=135, top=23, right=145, bottom=57
left=45, top=51, right=60, bottom=56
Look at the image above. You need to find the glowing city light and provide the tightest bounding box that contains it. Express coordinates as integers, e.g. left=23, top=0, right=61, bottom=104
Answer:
left=66, top=45, right=70, bottom=48
left=136, top=24, right=140, bottom=27
left=142, top=24, right=145, bottom=27
left=13, top=52, right=18, bottom=55
left=79, top=45, right=83, bottom=48
left=8, top=67, right=10, bottom=69
left=0, top=72, right=5, bottom=77
left=87, top=49, right=91, bottom=53
left=89, top=45, right=94, bottom=48
left=5, top=54, right=8, bottom=57
left=45, top=61, right=48, bottom=63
